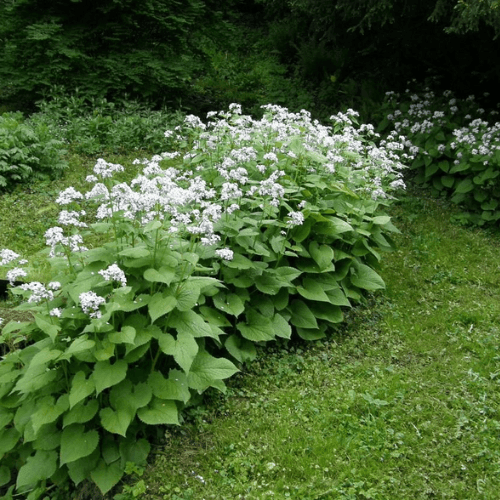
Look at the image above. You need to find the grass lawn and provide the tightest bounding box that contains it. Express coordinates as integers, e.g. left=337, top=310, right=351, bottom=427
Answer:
left=113, top=190, right=500, bottom=500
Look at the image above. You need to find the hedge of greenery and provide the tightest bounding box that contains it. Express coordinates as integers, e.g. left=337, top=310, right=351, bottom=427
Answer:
left=378, top=89, right=500, bottom=225
left=0, top=104, right=408, bottom=499
left=0, top=113, right=67, bottom=190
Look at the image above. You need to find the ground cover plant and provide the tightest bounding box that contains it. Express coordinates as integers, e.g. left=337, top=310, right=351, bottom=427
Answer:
left=378, top=88, right=500, bottom=225
left=113, top=190, right=500, bottom=500
left=0, top=104, right=408, bottom=498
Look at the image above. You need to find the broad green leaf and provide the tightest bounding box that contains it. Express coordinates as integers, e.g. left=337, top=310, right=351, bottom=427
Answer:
left=101, top=434, right=120, bottom=464
left=32, top=423, right=61, bottom=451
left=32, top=395, right=69, bottom=435
left=109, top=326, right=136, bottom=345
left=14, top=364, right=58, bottom=394
left=272, top=266, right=302, bottom=284
left=187, top=351, right=239, bottom=392
left=252, top=295, right=274, bottom=317
left=0, top=465, right=11, bottom=487
left=90, top=459, right=124, bottom=495
left=441, top=175, right=455, bottom=188
left=350, top=262, right=385, bottom=291
left=60, top=424, right=99, bottom=465
left=147, top=370, right=190, bottom=403
left=143, top=219, right=162, bottom=233
left=297, top=278, right=331, bottom=302
left=67, top=448, right=99, bottom=485
left=118, top=246, right=150, bottom=258
left=92, top=359, right=128, bottom=395
left=28, top=346, right=62, bottom=367
left=371, top=215, right=391, bottom=225
left=273, top=287, right=289, bottom=310
left=110, top=380, right=152, bottom=413
left=99, top=407, right=133, bottom=437
left=16, top=450, right=57, bottom=490
left=199, top=306, right=232, bottom=327
left=170, top=309, right=216, bottom=338
left=224, top=253, right=254, bottom=269
left=0, top=428, right=20, bottom=455
left=143, top=267, right=175, bottom=285
left=237, top=308, right=276, bottom=342
left=310, top=302, right=343, bottom=323
left=272, top=313, right=292, bottom=339
left=225, top=334, right=258, bottom=363
left=173, top=282, right=201, bottom=311
left=325, top=287, right=351, bottom=307
left=34, top=315, right=60, bottom=342
left=213, top=292, right=245, bottom=316
left=297, top=327, right=327, bottom=340
left=289, top=300, right=318, bottom=329
left=137, top=397, right=179, bottom=425
left=119, top=438, right=151, bottom=467
left=63, top=336, right=95, bottom=358
left=63, top=399, right=99, bottom=427
left=148, top=292, right=177, bottom=324
left=291, top=217, right=313, bottom=243
left=158, top=331, right=199, bottom=373
left=454, top=178, right=474, bottom=194
left=309, top=242, right=334, bottom=270
left=254, top=273, right=282, bottom=295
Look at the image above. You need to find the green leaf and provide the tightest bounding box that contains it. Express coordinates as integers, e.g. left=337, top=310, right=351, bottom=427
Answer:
left=224, top=253, right=254, bottom=269
left=99, top=407, right=133, bottom=437
left=316, top=216, right=353, bottom=235
left=441, top=175, right=455, bottom=188
left=187, top=351, right=239, bottom=392
left=0, top=428, right=20, bottom=455
left=309, top=302, right=343, bottom=323
left=297, top=278, right=331, bottom=302
left=119, top=438, right=151, bottom=467
left=90, top=459, right=124, bottom=495
left=309, top=241, right=334, bottom=270
left=109, top=326, right=136, bottom=345
left=454, top=178, right=474, bottom=194
left=325, top=288, right=350, bottom=307
left=170, top=309, right=217, bottom=339
left=291, top=217, right=313, bottom=242
left=225, top=334, right=257, bottom=363
left=0, top=465, right=11, bottom=487
left=272, top=266, right=302, bottom=285
left=118, top=246, right=150, bottom=258
left=144, top=267, right=175, bottom=285
left=92, top=360, right=128, bottom=395
left=137, top=397, right=179, bottom=425
left=213, top=292, right=245, bottom=316
left=350, top=262, right=385, bottom=291
left=173, top=282, right=201, bottom=311
left=158, top=331, right=199, bottom=373
left=34, top=315, right=60, bottom=342
left=296, top=327, right=327, bottom=341
left=60, top=424, right=99, bottom=465
left=272, top=313, right=292, bottom=339
left=32, top=395, right=69, bottom=435
left=289, top=300, right=318, bottom=329
left=254, top=273, right=282, bottom=295
left=16, top=450, right=57, bottom=490
left=199, top=306, right=232, bottom=327
left=63, top=336, right=95, bottom=358
left=237, top=308, right=276, bottom=342
left=28, top=346, right=62, bottom=367
left=148, top=292, right=177, bottom=324
left=63, top=399, right=99, bottom=427
left=110, top=380, right=152, bottom=413
left=69, top=371, right=95, bottom=408
left=147, top=370, right=191, bottom=403
left=14, top=364, right=58, bottom=394
left=67, top=448, right=99, bottom=485
left=32, top=423, right=61, bottom=451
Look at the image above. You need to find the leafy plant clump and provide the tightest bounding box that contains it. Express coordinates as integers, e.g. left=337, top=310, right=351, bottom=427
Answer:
left=378, top=88, right=500, bottom=225
left=28, top=92, right=185, bottom=156
left=0, top=104, right=408, bottom=498
left=0, top=112, right=67, bottom=190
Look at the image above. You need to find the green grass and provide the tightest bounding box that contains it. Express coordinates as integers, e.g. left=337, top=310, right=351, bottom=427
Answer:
left=1, top=149, right=500, bottom=499
left=112, top=190, right=500, bottom=500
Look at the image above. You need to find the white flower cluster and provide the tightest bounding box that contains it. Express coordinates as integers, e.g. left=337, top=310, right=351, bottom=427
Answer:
left=44, top=227, right=88, bottom=257
left=98, top=264, right=127, bottom=287
left=0, top=249, right=20, bottom=266
left=20, top=282, right=54, bottom=303
left=79, top=291, right=106, bottom=319
left=215, top=248, right=234, bottom=260
left=6, top=267, right=27, bottom=285
left=286, top=211, right=305, bottom=227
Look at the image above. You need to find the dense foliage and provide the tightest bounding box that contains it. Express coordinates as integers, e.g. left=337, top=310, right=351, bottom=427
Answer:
left=0, top=113, right=67, bottom=190
left=0, top=0, right=234, bottom=106
left=0, top=104, right=407, bottom=498
left=379, top=89, right=500, bottom=224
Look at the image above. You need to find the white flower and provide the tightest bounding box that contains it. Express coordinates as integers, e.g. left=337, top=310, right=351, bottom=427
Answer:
left=50, top=308, right=62, bottom=318
left=48, top=282, right=61, bottom=290
left=20, top=282, right=54, bottom=303
left=286, top=211, right=305, bottom=227
left=98, top=264, right=127, bottom=287
left=79, top=291, right=106, bottom=318
left=56, top=187, right=84, bottom=205
left=0, top=249, right=20, bottom=266
left=6, top=267, right=27, bottom=285
left=93, top=158, right=124, bottom=178
left=215, top=248, right=234, bottom=260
